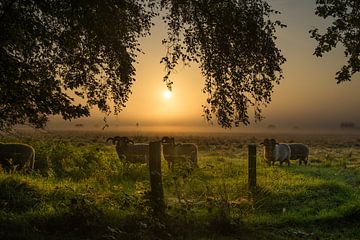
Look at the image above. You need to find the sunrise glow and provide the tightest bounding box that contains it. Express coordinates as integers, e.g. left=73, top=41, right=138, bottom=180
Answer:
left=163, top=89, right=172, bottom=100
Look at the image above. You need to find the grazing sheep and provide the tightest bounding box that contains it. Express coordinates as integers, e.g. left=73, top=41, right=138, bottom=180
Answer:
left=0, top=142, right=35, bottom=172
left=261, top=138, right=291, bottom=166
left=288, top=143, right=309, bottom=165
left=161, top=136, right=198, bottom=169
left=107, top=136, right=149, bottom=164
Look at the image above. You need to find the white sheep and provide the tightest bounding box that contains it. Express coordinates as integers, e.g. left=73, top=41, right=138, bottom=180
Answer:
left=107, top=136, right=149, bottom=164
left=261, top=138, right=291, bottom=166
left=288, top=143, right=309, bottom=165
left=161, top=137, right=198, bottom=169
left=0, top=142, right=35, bottom=172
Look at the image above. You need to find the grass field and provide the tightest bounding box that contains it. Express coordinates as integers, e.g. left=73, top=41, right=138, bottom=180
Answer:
left=1, top=130, right=360, bottom=239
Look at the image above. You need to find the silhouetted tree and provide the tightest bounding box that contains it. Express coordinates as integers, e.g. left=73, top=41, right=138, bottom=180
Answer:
left=0, top=0, right=285, bottom=130
left=310, top=0, right=360, bottom=83
left=0, top=0, right=155, bottom=130
left=161, top=0, right=286, bottom=128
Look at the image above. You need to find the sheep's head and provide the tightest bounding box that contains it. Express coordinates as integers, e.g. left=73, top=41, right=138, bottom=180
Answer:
left=261, top=138, right=277, bottom=160
left=107, top=136, right=133, bottom=146
left=161, top=136, right=176, bottom=156
left=161, top=136, right=175, bottom=146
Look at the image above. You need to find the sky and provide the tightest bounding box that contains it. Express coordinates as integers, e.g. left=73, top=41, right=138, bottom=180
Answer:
left=50, top=0, right=360, bottom=133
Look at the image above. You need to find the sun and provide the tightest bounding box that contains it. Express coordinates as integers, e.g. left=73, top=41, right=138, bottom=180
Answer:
left=163, top=89, right=172, bottom=100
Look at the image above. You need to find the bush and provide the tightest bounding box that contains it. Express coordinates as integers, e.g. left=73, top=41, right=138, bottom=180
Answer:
left=32, top=140, right=122, bottom=180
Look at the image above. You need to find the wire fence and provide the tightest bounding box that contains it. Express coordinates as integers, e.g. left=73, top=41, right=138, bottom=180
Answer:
left=143, top=139, right=360, bottom=218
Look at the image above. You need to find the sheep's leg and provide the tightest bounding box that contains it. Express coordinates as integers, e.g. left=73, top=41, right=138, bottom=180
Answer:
left=122, top=161, right=130, bottom=173
left=168, top=158, right=175, bottom=172
left=167, top=160, right=172, bottom=171
left=191, top=151, right=198, bottom=167
left=2, top=158, right=13, bottom=172
left=23, top=156, right=34, bottom=173
left=30, top=151, right=35, bottom=170
left=173, top=177, right=181, bottom=203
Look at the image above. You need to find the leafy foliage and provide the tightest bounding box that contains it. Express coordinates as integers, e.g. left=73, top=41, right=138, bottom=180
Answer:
left=0, top=0, right=155, bottom=130
left=161, top=0, right=286, bottom=127
left=33, top=140, right=123, bottom=180
left=0, top=0, right=286, bottom=131
left=310, top=0, right=360, bottom=83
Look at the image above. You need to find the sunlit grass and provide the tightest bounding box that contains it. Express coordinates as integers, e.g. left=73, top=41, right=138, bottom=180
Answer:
left=1, top=133, right=360, bottom=239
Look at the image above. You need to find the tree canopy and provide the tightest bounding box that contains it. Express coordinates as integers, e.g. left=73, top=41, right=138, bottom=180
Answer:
left=0, top=0, right=285, bottom=130
left=161, top=0, right=285, bottom=127
left=0, top=0, right=155, bottom=130
left=310, top=0, right=360, bottom=83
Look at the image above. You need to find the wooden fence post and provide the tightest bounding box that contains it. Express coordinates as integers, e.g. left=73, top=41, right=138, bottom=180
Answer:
left=149, top=141, right=165, bottom=217
left=248, top=144, right=257, bottom=191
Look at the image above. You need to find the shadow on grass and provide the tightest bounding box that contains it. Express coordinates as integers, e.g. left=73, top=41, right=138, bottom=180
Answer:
left=283, top=165, right=360, bottom=184
left=1, top=164, right=360, bottom=240
left=254, top=181, right=350, bottom=216
left=0, top=177, right=44, bottom=213
left=247, top=166, right=360, bottom=239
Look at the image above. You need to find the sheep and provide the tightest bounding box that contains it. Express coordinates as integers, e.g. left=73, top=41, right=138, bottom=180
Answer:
left=107, top=136, right=149, bottom=164
left=261, top=138, right=291, bottom=166
left=288, top=143, right=309, bottom=165
left=0, top=142, right=35, bottom=172
left=161, top=136, right=198, bottom=170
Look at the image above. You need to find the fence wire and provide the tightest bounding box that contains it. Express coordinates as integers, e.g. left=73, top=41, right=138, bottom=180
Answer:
left=156, top=141, right=360, bottom=220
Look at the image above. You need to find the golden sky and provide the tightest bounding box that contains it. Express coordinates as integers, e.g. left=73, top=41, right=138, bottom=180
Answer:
left=51, top=0, right=360, bottom=132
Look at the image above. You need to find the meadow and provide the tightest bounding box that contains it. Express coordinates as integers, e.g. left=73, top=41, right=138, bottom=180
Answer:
left=1, top=130, right=360, bottom=239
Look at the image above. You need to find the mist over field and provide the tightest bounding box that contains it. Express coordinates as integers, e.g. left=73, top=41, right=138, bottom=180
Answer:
left=42, top=117, right=360, bottom=136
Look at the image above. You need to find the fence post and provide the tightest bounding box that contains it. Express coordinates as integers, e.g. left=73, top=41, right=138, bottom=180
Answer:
left=149, top=141, right=165, bottom=217
left=248, top=144, right=257, bottom=191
